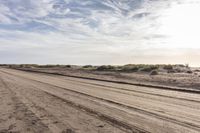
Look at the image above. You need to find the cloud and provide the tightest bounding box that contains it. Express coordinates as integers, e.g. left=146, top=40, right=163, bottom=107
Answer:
left=0, top=0, right=168, bottom=36
left=0, top=0, right=199, bottom=66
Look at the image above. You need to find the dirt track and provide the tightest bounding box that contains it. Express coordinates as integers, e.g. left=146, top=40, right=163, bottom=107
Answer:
left=0, top=68, right=200, bottom=133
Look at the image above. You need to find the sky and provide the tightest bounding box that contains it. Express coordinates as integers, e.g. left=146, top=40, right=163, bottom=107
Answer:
left=0, top=0, right=200, bottom=66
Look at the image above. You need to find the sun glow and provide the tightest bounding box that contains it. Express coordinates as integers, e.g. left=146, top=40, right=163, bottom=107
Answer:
left=158, top=1, right=200, bottom=48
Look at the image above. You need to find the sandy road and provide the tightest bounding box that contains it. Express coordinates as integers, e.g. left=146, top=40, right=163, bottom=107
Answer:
left=0, top=68, right=200, bottom=133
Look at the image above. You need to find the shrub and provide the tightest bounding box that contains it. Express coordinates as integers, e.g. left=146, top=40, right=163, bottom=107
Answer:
left=174, top=68, right=182, bottom=73
left=65, top=65, right=71, bottom=68
left=186, top=70, right=193, bottom=74
left=167, top=70, right=176, bottom=73
left=163, top=65, right=173, bottom=70
left=121, top=65, right=139, bottom=72
left=38, top=65, right=57, bottom=68
left=149, top=70, right=158, bottom=75
left=96, top=65, right=115, bottom=71
left=139, top=65, right=159, bottom=72
left=194, top=69, right=200, bottom=72
left=82, top=65, right=93, bottom=68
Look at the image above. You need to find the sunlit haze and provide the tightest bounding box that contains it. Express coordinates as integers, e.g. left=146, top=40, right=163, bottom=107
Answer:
left=0, top=0, right=199, bottom=66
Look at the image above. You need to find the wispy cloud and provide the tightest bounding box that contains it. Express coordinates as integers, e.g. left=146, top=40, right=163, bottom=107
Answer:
left=0, top=0, right=200, bottom=66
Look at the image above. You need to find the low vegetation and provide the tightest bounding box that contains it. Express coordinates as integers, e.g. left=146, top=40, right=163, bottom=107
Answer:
left=149, top=70, right=159, bottom=75
left=1, top=64, right=192, bottom=75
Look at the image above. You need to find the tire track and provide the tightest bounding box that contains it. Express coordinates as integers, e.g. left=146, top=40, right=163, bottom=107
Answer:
left=2, top=70, right=147, bottom=133
left=1, top=70, right=200, bottom=133
left=0, top=76, right=51, bottom=133
left=15, top=68, right=200, bottom=94
left=61, top=77, right=200, bottom=103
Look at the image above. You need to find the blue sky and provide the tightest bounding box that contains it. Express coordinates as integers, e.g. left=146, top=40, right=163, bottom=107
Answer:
left=0, top=0, right=200, bottom=66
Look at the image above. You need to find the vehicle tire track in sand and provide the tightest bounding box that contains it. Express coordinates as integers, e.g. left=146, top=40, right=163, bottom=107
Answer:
left=1, top=70, right=200, bottom=133
left=1, top=71, right=130, bottom=133
left=0, top=77, right=51, bottom=133
left=1, top=68, right=200, bottom=133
